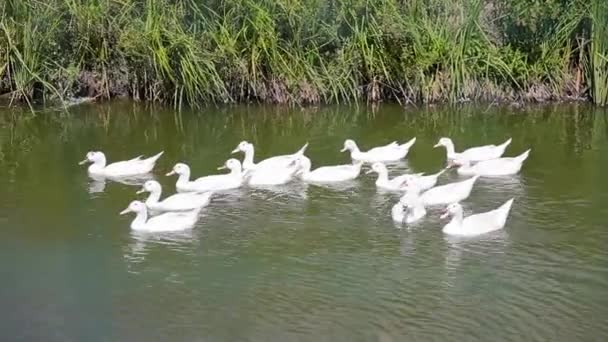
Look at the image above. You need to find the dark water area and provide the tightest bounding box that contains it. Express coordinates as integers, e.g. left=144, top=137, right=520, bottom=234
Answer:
left=1, top=102, right=607, bottom=341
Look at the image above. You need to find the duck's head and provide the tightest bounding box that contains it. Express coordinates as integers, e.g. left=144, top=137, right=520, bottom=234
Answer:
left=433, top=137, right=452, bottom=148
left=79, top=151, right=104, bottom=165
left=366, top=162, right=386, bottom=174
left=218, top=158, right=242, bottom=171
left=120, top=200, right=146, bottom=215
left=137, top=180, right=161, bottom=194
left=440, top=202, right=463, bottom=219
left=232, top=141, right=252, bottom=154
left=340, top=139, right=357, bottom=152
left=166, top=163, right=189, bottom=176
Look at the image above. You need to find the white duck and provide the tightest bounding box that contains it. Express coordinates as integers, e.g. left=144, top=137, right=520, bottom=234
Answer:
left=366, top=162, right=420, bottom=191
left=453, top=149, right=531, bottom=176
left=297, top=156, right=363, bottom=183
left=441, top=199, right=514, bottom=236
left=120, top=200, right=201, bottom=232
left=340, top=138, right=416, bottom=163
left=79, top=151, right=163, bottom=177
left=434, top=137, right=511, bottom=162
left=403, top=175, right=480, bottom=206
left=400, top=169, right=447, bottom=192
left=246, top=158, right=302, bottom=186
left=167, top=159, right=243, bottom=193
left=391, top=192, right=427, bottom=224
left=137, top=180, right=213, bottom=212
left=232, top=141, right=309, bottom=172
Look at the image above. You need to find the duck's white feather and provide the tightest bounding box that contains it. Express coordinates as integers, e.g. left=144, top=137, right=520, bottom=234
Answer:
left=456, top=149, right=530, bottom=176
left=436, top=138, right=511, bottom=162
left=299, top=157, right=362, bottom=183
left=83, top=151, right=163, bottom=177
left=442, top=199, right=514, bottom=236
left=403, top=176, right=479, bottom=206
left=343, top=138, right=416, bottom=163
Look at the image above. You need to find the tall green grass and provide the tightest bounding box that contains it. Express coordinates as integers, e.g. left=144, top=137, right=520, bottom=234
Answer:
left=590, top=0, right=608, bottom=106
left=0, top=0, right=603, bottom=107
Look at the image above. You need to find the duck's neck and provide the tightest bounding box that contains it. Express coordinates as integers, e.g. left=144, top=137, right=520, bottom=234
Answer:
left=444, top=141, right=456, bottom=157
left=243, top=148, right=255, bottom=170
left=449, top=210, right=464, bottom=230
left=88, top=157, right=107, bottom=172
left=375, top=169, right=389, bottom=185
left=229, top=167, right=243, bottom=177
left=131, top=210, right=148, bottom=230
left=392, top=203, right=405, bottom=222
left=176, top=170, right=191, bottom=186
left=350, top=143, right=361, bottom=154
left=145, top=188, right=162, bottom=205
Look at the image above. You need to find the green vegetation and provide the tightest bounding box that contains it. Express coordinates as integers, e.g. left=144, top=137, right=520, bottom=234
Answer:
left=0, top=0, right=606, bottom=107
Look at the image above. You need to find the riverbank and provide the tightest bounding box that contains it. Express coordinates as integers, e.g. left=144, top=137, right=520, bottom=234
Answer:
left=1, top=0, right=607, bottom=108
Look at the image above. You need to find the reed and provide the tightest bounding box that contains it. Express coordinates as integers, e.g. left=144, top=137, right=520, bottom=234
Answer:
left=590, top=0, right=608, bottom=106
left=0, top=0, right=601, bottom=107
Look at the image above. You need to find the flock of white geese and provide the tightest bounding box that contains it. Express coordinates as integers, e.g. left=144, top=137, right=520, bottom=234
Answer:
left=79, top=137, right=531, bottom=237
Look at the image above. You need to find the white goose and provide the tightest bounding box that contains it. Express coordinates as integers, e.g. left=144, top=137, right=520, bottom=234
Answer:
left=391, top=192, right=427, bottom=224
left=137, top=180, right=213, bottom=212
left=341, top=138, right=416, bottom=163
left=297, top=156, right=363, bottom=183
left=167, top=159, right=243, bottom=193
left=453, top=149, right=531, bottom=176
left=120, top=200, right=201, bottom=232
left=246, top=158, right=302, bottom=186
left=232, top=141, right=309, bottom=171
left=367, top=162, right=421, bottom=191
left=434, top=137, right=511, bottom=162
left=403, top=175, right=480, bottom=206
left=441, top=199, right=514, bottom=236
left=79, top=151, right=163, bottom=177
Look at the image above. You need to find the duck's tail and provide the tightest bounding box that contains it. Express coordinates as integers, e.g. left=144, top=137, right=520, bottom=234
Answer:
left=495, top=198, right=514, bottom=228
left=498, top=137, right=512, bottom=150
left=145, top=151, right=164, bottom=164
left=401, top=137, right=417, bottom=150
left=295, top=142, right=309, bottom=156
left=433, top=168, right=448, bottom=178
left=468, top=175, right=480, bottom=185
left=196, top=191, right=214, bottom=204
left=191, top=205, right=204, bottom=218
left=513, top=149, right=531, bottom=164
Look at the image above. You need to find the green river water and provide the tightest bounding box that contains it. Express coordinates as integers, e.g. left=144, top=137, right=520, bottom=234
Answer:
left=1, top=102, right=607, bottom=341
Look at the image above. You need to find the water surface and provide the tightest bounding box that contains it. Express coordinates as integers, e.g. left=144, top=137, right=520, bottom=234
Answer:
left=1, top=102, right=607, bottom=341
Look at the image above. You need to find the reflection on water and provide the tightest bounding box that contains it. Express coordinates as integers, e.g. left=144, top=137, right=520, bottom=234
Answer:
left=305, top=179, right=359, bottom=192
left=1, top=102, right=608, bottom=340
left=125, top=229, right=197, bottom=271
left=88, top=173, right=155, bottom=194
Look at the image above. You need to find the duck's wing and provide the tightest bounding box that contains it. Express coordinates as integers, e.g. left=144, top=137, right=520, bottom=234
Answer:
left=367, top=142, right=398, bottom=154
left=145, top=211, right=198, bottom=231
left=160, top=192, right=210, bottom=208
left=104, top=160, right=141, bottom=174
